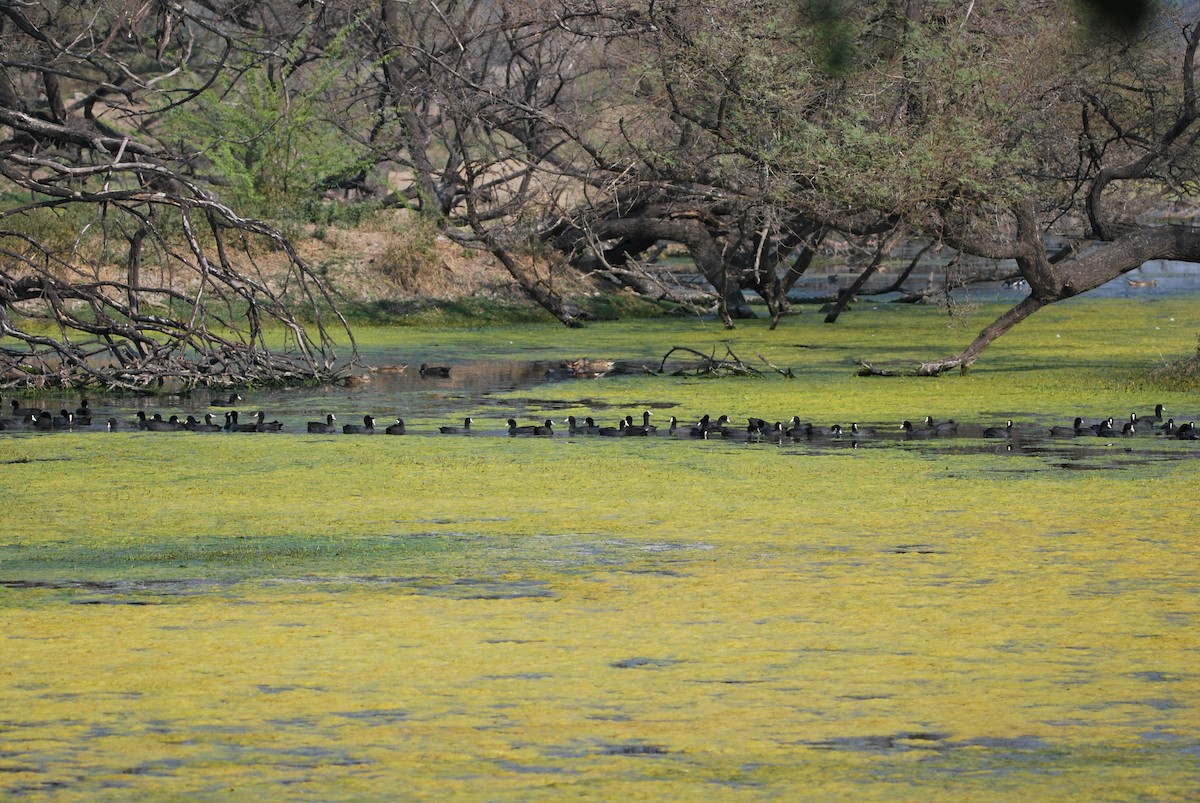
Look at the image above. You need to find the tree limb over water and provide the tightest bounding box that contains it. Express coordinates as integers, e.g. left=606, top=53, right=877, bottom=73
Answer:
left=0, top=0, right=354, bottom=390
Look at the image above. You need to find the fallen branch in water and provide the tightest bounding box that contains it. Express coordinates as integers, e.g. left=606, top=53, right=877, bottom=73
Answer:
left=756, top=353, right=795, bottom=378
left=658, top=345, right=764, bottom=377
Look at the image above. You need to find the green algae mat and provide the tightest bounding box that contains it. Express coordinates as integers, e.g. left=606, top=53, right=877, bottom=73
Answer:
left=2, top=296, right=1199, bottom=799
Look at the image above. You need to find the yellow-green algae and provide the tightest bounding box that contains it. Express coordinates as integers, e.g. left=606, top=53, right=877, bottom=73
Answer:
left=2, top=295, right=1200, bottom=799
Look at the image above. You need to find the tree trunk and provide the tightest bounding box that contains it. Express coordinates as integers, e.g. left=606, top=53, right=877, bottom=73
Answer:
left=555, top=215, right=753, bottom=326
left=488, top=243, right=589, bottom=327
left=913, top=295, right=1046, bottom=375
left=865, top=224, right=1200, bottom=376
left=824, top=229, right=902, bottom=323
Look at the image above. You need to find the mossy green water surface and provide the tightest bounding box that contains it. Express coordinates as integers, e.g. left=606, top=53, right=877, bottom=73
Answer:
left=2, top=295, right=1198, bottom=799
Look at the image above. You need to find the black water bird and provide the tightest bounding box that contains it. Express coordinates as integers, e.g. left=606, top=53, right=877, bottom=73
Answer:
left=343, top=415, right=376, bottom=434
left=1049, top=417, right=1086, bottom=438
left=686, top=415, right=712, bottom=438
left=384, top=418, right=407, bottom=435
left=10, top=399, right=40, bottom=419
left=758, top=421, right=786, bottom=441
left=145, top=413, right=182, bottom=432
left=923, top=416, right=958, bottom=435
left=440, top=417, right=473, bottom=434
left=187, top=414, right=222, bottom=433
left=419, top=363, right=451, bottom=377
left=508, top=418, right=553, bottom=436
left=211, top=392, right=243, bottom=406
left=254, top=411, right=284, bottom=432
left=849, top=423, right=876, bottom=437
left=225, top=411, right=258, bottom=432
left=622, top=411, right=655, bottom=436
left=785, top=416, right=811, bottom=439
left=706, top=414, right=734, bottom=436
left=902, top=420, right=937, bottom=439
left=747, top=417, right=771, bottom=435
left=597, top=420, right=625, bottom=436
left=983, top=420, right=1014, bottom=438
left=307, top=414, right=337, bottom=434
left=75, top=399, right=92, bottom=419
left=565, top=416, right=595, bottom=436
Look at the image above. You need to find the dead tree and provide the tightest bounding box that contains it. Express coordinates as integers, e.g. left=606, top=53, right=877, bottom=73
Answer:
left=0, top=1, right=355, bottom=391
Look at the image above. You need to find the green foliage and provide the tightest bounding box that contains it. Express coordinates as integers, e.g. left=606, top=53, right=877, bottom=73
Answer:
left=300, top=197, right=381, bottom=228
left=807, top=0, right=856, bottom=75
left=161, top=38, right=367, bottom=220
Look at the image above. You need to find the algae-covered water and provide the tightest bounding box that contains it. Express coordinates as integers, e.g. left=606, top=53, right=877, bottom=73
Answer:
left=2, top=296, right=1199, bottom=799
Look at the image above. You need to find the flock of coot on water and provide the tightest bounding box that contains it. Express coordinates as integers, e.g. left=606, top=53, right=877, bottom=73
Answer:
left=2, top=395, right=1196, bottom=443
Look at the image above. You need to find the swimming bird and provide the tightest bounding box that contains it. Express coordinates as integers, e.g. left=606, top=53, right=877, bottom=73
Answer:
left=343, top=415, right=376, bottom=434
left=10, top=399, right=40, bottom=419
left=706, top=414, right=734, bottom=437
left=1049, top=417, right=1086, bottom=438
left=983, top=420, right=1014, bottom=438
left=145, top=413, right=182, bottom=432
left=902, top=420, right=936, bottom=439
left=440, top=417, right=473, bottom=434
left=254, top=411, right=284, bottom=432
left=565, top=416, right=593, bottom=435
left=685, top=414, right=712, bottom=438
left=747, top=417, right=771, bottom=435
left=758, top=421, right=786, bottom=441
left=187, top=414, right=223, bottom=432
left=597, top=420, right=625, bottom=436
left=419, top=363, right=451, bottom=377
left=622, top=411, right=655, bottom=436
left=508, top=418, right=553, bottom=436
left=307, top=414, right=337, bottom=434
left=807, top=423, right=842, bottom=438
left=384, top=418, right=407, bottom=435
left=1092, top=417, right=1118, bottom=437
left=1142, top=403, right=1166, bottom=422
left=225, top=411, right=258, bottom=432
left=924, top=416, right=959, bottom=435
left=785, top=416, right=811, bottom=439
left=211, top=392, right=243, bottom=406
left=849, top=423, right=876, bottom=437
left=74, top=399, right=93, bottom=420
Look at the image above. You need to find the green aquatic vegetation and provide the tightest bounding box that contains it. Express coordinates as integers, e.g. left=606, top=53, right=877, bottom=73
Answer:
left=2, top=295, right=1199, bottom=798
